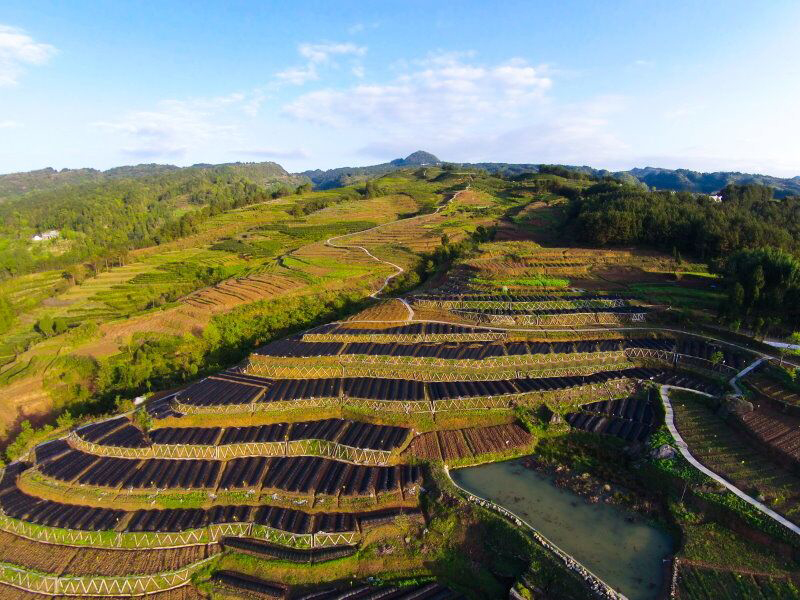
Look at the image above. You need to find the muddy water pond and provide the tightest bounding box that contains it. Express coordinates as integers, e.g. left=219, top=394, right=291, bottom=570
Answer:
left=452, top=458, right=673, bottom=600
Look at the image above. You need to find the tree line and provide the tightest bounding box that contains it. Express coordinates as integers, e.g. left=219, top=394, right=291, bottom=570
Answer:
left=566, top=180, right=800, bottom=331
left=570, top=181, right=800, bottom=262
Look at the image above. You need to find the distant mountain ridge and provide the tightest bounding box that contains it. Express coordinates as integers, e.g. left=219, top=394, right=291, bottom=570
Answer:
left=624, top=167, right=800, bottom=197
left=0, top=161, right=301, bottom=201
left=300, top=150, right=440, bottom=189
left=4, top=152, right=800, bottom=200
left=302, top=152, right=800, bottom=198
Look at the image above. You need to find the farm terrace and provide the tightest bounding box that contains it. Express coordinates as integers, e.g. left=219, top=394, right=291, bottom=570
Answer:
left=163, top=367, right=722, bottom=410
left=76, top=418, right=410, bottom=452
left=0, top=466, right=421, bottom=535
left=35, top=450, right=422, bottom=494
left=565, top=395, right=656, bottom=443
left=212, top=571, right=463, bottom=599
left=253, top=335, right=749, bottom=368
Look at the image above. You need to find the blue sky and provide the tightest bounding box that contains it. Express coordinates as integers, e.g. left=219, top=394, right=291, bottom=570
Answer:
left=2, top=1, right=800, bottom=176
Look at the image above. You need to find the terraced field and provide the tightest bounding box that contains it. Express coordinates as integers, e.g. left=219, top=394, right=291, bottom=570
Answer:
left=670, top=391, right=800, bottom=524
left=2, top=170, right=797, bottom=598
left=4, top=254, right=761, bottom=595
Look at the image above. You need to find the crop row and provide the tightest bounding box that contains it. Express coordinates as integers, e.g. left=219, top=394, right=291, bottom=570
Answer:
left=254, top=336, right=677, bottom=359
left=76, top=418, right=409, bottom=453
left=0, top=474, right=421, bottom=539
left=173, top=367, right=713, bottom=410
left=36, top=450, right=423, bottom=495
left=0, top=529, right=216, bottom=575
left=220, top=537, right=356, bottom=563
left=738, top=406, right=800, bottom=466
left=676, top=563, right=799, bottom=600
left=406, top=423, right=532, bottom=462
left=565, top=413, right=652, bottom=444
left=215, top=572, right=460, bottom=600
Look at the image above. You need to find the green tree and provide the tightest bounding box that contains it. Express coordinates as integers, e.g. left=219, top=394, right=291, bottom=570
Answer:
left=0, top=295, right=14, bottom=335
left=35, top=315, right=55, bottom=336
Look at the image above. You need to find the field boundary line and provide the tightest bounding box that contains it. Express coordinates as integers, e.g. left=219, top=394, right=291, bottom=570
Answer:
left=659, top=385, right=800, bottom=538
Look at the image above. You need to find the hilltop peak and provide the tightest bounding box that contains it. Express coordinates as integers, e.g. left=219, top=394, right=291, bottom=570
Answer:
left=391, top=151, right=440, bottom=167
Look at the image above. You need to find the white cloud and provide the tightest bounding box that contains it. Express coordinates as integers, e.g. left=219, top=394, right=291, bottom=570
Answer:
left=94, top=94, right=249, bottom=159
left=298, top=42, right=366, bottom=64
left=283, top=54, right=551, bottom=134
left=0, top=120, right=21, bottom=129
left=275, top=41, right=367, bottom=86
left=276, top=64, right=318, bottom=85
left=663, top=103, right=704, bottom=120
left=280, top=53, right=630, bottom=166
left=0, top=24, right=57, bottom=86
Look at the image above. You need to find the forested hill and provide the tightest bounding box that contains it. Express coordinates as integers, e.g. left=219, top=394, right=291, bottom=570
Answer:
left=624, top=167, right=800, bottom=198
left=472, top=164, right=800, bottom=198
left=0, top=161, right=301, bottom=202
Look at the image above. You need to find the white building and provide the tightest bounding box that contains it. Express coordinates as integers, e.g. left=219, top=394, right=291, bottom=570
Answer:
left=31, top=230, right=59, bottom=242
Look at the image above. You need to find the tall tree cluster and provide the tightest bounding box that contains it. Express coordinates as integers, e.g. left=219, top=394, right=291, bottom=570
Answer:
left=571, top=182, right=800, bottom=263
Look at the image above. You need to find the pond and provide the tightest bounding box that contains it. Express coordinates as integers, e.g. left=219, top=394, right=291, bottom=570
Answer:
left=451, top=458, right=673, bottom=600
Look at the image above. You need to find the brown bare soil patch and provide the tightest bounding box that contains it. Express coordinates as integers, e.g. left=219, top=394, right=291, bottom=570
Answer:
left=346, top=300, right=411, bottom=322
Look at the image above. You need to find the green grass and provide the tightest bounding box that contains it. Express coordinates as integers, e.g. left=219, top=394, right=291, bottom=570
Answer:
left=677, top=564, right=800, bottom=600
left=679, top=520, right=800, bottom=573
left=630, top=283, right=723, bottom=310
left=474, top=276, right=570, bottom=288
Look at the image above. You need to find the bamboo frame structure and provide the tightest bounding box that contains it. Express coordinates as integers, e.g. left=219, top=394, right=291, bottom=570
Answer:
left=68, top=433, right=397, bottom=465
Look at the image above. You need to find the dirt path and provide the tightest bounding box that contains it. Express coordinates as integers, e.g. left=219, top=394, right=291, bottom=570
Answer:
left=325, top=185, right=471, bottom=320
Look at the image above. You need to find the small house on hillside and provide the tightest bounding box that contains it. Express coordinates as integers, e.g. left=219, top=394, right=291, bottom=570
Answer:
left=31, top=229, right=59, bottom=242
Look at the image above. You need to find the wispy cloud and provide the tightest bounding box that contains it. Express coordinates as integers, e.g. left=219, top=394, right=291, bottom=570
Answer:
left=347, top=22, right=379, bottom=35
left=283, top=51, right=627, bottom=165
left=95, top=94, right=249, bottom=159
left=276, top=64, right=318, bottom=85
left=0, top=24, right=57, bottom=86
left=0, top=120, right=21, bottom=129
left=298, top=42, right=365, bottom=63
left=276, top=41, right=367, bottom=86
left=663, top=103, right=704, bottom=120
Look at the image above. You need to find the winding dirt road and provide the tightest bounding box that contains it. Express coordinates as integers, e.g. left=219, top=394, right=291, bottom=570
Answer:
left=325, top=185, right=471, bottom=319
